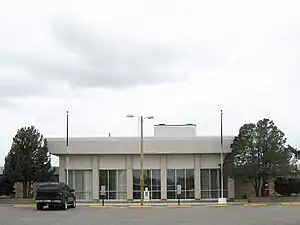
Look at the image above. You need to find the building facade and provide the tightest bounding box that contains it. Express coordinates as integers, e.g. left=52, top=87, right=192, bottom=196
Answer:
left=48, top=124, right=235, bottom=201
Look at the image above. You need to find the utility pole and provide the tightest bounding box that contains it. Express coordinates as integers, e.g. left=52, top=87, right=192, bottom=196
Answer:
left=126, top=114, right=153, bottom=206
left=140, top=116, right=144, bottom=206
left=220, top=110, right=224, bottom=199
left=66, top=111, right=69, bottom=185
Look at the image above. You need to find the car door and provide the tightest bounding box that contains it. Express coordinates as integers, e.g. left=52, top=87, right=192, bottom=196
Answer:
left=65, top=185, right=74, bottom=203
left=60, top=183, right=68, bottom=202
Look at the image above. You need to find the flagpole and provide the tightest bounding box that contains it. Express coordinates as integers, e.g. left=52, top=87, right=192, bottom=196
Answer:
left=66, top=111, right=69, bottom=185
left=220, top=110, right=224, bottom=199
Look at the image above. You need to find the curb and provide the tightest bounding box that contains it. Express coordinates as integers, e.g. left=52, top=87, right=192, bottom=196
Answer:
left=128, top=205, right=152, bottom=209
left=243, top=203, right=271, bottom=207
left=89, top=205, right=115, bottom=209
left=206, top=204, right=229, bottom=207
left=167, top=205, right=191, bottom=208
left=280, top=202, right=300, bottom=206
left=14, top=204, right=35, bottom=208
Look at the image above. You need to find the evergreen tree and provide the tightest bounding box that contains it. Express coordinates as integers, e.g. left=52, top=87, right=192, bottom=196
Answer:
left=3, top=126, right=54, bottom=198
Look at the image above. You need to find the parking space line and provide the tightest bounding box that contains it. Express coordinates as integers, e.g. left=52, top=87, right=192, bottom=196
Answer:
left=205, top=204, right=229, bottom=207
left=167, top=205, right=191, bottom=208
left=89, top=205, right=115, bottom=208
left=14, top=204, right=35, bottom=208
left=281, top=202, right=300, bottom=206
left=243, top=203, right=271, bottom=207
left=128, top=205, right=152, bottom=209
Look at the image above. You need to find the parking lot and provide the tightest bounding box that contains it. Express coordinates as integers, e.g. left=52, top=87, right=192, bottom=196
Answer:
left=0, top=204, right=299, bottom=225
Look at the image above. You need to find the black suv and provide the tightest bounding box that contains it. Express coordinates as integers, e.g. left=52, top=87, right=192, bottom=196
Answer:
left=35, top=182, right=76, bottom=210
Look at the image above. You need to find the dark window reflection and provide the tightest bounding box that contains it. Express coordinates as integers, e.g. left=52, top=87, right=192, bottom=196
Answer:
left=99, top=170, right=127, bottom=199
left=200, top=169, right=228, bottom=199
left=167, top=169, right=195, bottom=199
left=133, top=169, right=161, bottom=199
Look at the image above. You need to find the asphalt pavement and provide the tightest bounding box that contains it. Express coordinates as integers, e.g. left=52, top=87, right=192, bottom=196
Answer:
left=0, top=204, right=299, bottom=225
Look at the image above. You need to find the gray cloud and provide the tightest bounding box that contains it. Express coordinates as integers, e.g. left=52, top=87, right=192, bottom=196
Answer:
left=0, top=80, right=47, bottom=98
left=0, top=99, right=18, bottom=109
left=47, top=18, right=190, bottom=88
left=0, top=17, right=191, bottom=91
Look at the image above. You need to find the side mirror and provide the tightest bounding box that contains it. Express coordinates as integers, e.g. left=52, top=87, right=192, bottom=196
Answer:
left=70, top=188, right=75, bottom=192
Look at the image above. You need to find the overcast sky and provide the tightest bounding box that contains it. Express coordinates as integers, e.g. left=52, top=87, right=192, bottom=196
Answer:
left=0, top=0, right=299, bottom=166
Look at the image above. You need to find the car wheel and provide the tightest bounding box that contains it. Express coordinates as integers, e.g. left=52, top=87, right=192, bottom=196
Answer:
left=36, top=203, right=43, bottom=211
left=61, top=199, right=68, bottom=210
left=70, top=198, right=76, bottom=208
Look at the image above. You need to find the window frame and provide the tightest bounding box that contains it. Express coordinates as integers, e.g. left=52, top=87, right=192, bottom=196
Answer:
left=132, top=169, right=161, bottom=200
left=99, top=169, right=127, bottom=200
left=167, top=169, right=195, bottom=199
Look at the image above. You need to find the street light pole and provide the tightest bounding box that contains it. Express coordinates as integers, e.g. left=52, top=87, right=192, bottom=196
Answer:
left=127, top=114, right=153, bottom=206
left=140, top=116, right=144, bottom=206
left=220, top=110, right=224, bottom=199
left=66, top=111, right=69, bottom=185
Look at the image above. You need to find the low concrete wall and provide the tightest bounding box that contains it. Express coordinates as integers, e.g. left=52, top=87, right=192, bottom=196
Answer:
left=236, top=196, right=300, bottom=202
left=0, top=198, right=35, bottom=204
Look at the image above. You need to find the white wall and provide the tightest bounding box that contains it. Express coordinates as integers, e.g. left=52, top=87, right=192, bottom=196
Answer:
left=133, top=155, right=161, bottom=169
left=154, top=125, right=196, bottom=137
left=68, top=155, right=93, bottom=169
left=167, top=155, right=194, bottom=169
left=60, top=154, right=224, bottom=172
left=200, top=154, right=221, bottom=169
left=99, top=155, right=126, bottom=169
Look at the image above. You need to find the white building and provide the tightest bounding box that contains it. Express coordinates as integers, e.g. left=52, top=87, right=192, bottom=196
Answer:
left=48, top=124, right=235, bottom=201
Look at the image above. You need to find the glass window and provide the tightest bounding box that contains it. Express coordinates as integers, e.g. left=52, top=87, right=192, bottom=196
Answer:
left=151, top=169, right=161, bottom=199
left=186, top=169, right=195, bottom=199
left=109, top=170, right=117, bottom=191
left=67, top=170, right=73, bottom=189
left=133, top=169, right=161, bottom=200
left=211, top=170, right=218, bottom=190
left=200, top=169, right=228, bottom=199
left=99, top=170, right=127, bottom=200
left=66, top=170, right=93, bottom=200
left=75, top=171, right=83, bottom=198
left=144, top=170, right=151, bottom=191
left=167, top=169, right=195, bottom=199
left=133, top=170, right=141, bottom=199
left=176, top=169, right=185, bottom=190
left=167, top=169, right=175, bottom=190
left=117, top=170, right=127, bottom=199
left=201, top=170, right=209, bottom=190
left=99, top=170, right=108, bottom=190
left=219, top=171, right=228, bottom=198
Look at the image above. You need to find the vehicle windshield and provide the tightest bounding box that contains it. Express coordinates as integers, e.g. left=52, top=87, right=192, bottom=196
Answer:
left=37, top=183, right=61, bottom=190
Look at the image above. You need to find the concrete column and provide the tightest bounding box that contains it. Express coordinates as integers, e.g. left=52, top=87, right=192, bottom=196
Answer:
left=92, top=156, right=99, bottom=200
left=194, top=154, right=201, bottom=199
left=59, top=156, right=66, bottom=183
left=126, top=156, right=133, bottom=200
left=228, top=177, right=235, bottom=199
left=160, top=155, right=167, bottom=200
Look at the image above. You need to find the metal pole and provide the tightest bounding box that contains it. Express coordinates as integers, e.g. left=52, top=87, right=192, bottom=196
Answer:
left=140, top=116, right=144, bottom=206
left=66, top=111, right=69, bottom=185
left=220, top=110, right=224, bottom=198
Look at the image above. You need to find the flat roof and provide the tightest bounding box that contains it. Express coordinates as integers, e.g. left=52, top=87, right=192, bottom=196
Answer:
left=47, top=136, right=235, bottom=156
